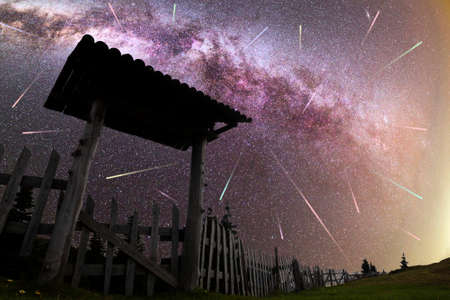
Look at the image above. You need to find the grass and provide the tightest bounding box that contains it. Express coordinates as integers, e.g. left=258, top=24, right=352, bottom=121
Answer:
left=0, top=258, right=448, bottom=299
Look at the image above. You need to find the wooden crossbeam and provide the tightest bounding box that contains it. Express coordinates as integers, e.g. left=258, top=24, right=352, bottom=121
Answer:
left=0, top=173, right=67, bottom=190
left=78, top=210, right=178, bottom=288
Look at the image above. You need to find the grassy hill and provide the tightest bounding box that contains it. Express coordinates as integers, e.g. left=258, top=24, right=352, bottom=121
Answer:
left=0, top=258, right=448, bottom=299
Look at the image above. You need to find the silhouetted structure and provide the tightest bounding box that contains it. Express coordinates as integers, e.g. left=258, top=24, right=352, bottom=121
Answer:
left=361, top=258, right=370, bottom=274
left=39, top=34, right=251, bottom=290
left=400, top=252, right=408, bottom=270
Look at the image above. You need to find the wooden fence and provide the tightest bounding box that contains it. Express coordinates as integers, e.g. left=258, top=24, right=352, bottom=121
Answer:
left=0, top=145, right=362, bottom=297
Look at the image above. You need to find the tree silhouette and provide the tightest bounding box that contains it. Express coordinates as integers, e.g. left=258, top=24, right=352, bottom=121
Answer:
left=221, top=205, right=237, bottom=235
left=369, top=262, right=377, bottom=273
left=400, top=252, right=408, bottom=270
left=8, top=185, right=34, bottom=223
left=361, top=258, right=370, bottom=274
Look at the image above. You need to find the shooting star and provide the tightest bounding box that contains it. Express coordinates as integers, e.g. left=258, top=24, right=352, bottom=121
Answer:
left=299, top=25, right=302, bottom=50
left=361, top=10, right=380, bottom=46
left=346, top=176, right=360, bottom=214
left=0, top=21, right=36, bottom=36
left=270, top=150, right=350, bottom=263
left=172, top=3, right=177, bottom=22
left=219, top=151, right=243, bottom=201
left=108, top=2, right=125, bottom=32
left=244, top=26, right=269, bottom=50
left=401, top=228, right=421, bottom=241
left=373, top=172, right=423, bottom=200
left=22, top=130, right=63, bottom=135
left=379, top=41, right=423, bottom=73
left=106, top=163, right=175, bottom=179
left=276, top=215, right=284, bottom=240
left=302, top=90, right=317, bottom=114
left=394, top=125, right=428, bottom=132
left=364, top=8, right=371, bottom=21
left=12, top=70, right=44, bottom=108
left=157, top=190, right=178, bottom=205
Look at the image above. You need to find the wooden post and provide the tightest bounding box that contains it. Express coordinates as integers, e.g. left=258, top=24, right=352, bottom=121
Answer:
left=20, top=150, right=60, bottom=257
left=274, top=247, right=281, bottom=291
left=292, top=258, right=303, bottom=292
left=71, top=195, right=95, bottom=288
left=237, top=239, right=246, bottom=296
left=206, top=217, right=215, bottom=291
left=229, top=232, right=235, bottom=295
left=215, top=218, right=222, bottom=293
left=56, top=190, right=64, bottom=215
left=222, top=225, right=228, bottom=294
left=198, top=215, right=208, bottom=288
left=125, top=211, right=138, bottom=296
left=0, top=144, right=4, bottom=164
left=0, top=147, right=31, bottom=234
left=146, top=201, right=160, bottom=296
left=39, top=99, right=106, bottom=285
left=103, top=198, right=118, bottom=295
left=180, top=135, right=206, bottom=291
left=170, top=204, right=179, bottom=277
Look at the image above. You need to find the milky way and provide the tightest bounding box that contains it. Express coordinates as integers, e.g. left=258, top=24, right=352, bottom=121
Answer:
left=1, top=0, right=449, bottom=272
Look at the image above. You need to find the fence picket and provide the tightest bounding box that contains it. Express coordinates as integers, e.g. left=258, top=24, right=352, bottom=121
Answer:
left=215, top=218, right=221, bottom=293
left=229, top=231, right=235, bottom=295
left=206, top=217, right=215, bottom=291
left=103, top=198, right=118, bottom=295
left=125, top=211, right=138, bottom=296
left=146, top=202, right=160, bottom=296
left=222, top=225, right=228, bottom=294
left=237, top=239, right=246, bottom=296
left=0, top=147, right=31, bottom=234
left=71, top=195, right=95, bottom=288
left=20, top=150, right=60, bottom=257
left=171, top=204, right=179, bottom=277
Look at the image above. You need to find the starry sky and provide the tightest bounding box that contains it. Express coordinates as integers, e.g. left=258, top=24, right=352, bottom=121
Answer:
left=1, top=0, right=449, bottom=273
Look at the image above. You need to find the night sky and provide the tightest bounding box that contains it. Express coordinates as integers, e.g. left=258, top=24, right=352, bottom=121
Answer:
left=1, top=0, right=449, bottom=273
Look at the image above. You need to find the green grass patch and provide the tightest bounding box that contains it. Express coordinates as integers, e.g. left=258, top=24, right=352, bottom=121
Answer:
left=1, top=258, right=449, bottom=299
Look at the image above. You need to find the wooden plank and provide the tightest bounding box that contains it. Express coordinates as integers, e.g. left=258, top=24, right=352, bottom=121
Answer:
left=198, top=215, right=208, bottom=288
left=274, top=247, right=280, bottom=291
left=125, top=211, right=138, bottom=296
left=103, top=197, right=117, bottom=295
left=292, top=258, right=302, bottom=291
left=146, top=202, right=160, bottom=296
left=0, top=145, right=4, bottom=164
left=215, top=218, right=221, bottom=293
left=0, top=147, right=31, bottom=234
left=20, top=150, right=60, bottom=257
left=0, top=173, right=67, bottom=191
left=255, top=250, right=261, bottom=297
left=39, top=100, right=106, bottom=285
left=170, top=204, right=179, bottom=278
left=229, top=232, right=235, bottom=295
left=249, top=247, right=256, bottom=297
left=206, top=218, right=215, bottom=291
left=222, top=225, right=228, bottom=294
left=263, top=253, right=269, bottom=296
left=180, top=135, right=206, bottom=291
left=56, top=190, right=64, bottom=215
left=237, top=239, right=246, bottom=296
left=71, top=195, right=94, bottom=288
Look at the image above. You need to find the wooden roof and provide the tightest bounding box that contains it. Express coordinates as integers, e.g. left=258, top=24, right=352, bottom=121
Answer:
left=44, top=34, right=251, bottom=150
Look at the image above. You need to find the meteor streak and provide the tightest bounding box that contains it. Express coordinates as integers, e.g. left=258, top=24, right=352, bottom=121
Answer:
left=302, top=90, right=317, bottom=113
left=22, top=130, right=62, bottom=135
left=106, top=163, right=175, bottom=179
left=244, top=26, right=269, bottom=50
left=158, top=190, right=177, bottom=205
left=361, top=10, right=380, bottom=46
left=346, top=177, right=360, bottom=214
left=401, top=228, right=421, bottom=241
left=373, top=172, right=423, bottom=200
left=276, top=215, right=284, bottom=240
left=270, top=150, right=349, bottom=263
left=394, top=125, right=428, bottom=132
left=380, top=41, right=423, bottom=73
left=219, top=151, right=242, bottom=201
left=108, top=2, right=125, bottom=32
left=172, top=3, right=176, bottom=22
left=299, top=25, right=302, bottom=50
left=12, top=70, right=44, bottom=108
left=0, top=21, right=36, bottom=36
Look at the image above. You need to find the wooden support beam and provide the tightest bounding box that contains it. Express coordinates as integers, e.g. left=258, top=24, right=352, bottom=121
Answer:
left=103, top=198, right=118, bottom=295
left=170, top=204, right=179, bottom=278
left=20, top=150, right=60, bottom=257
left=180, top=135, right=206, bottom=291
left=198, top=215, right=208, bottom=288
left=71, top=196, right=95, bottom=288
left=125, top=211, right=138, bottom=296
left=0, top=173, right=67, bottom=190
left=0, top=147, right=31, bottom=234
left=76, top=210, right=177, bottom=287
left=39, top=100, right=106, bottom=285
left=146, top=202, right=160, bottom=296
